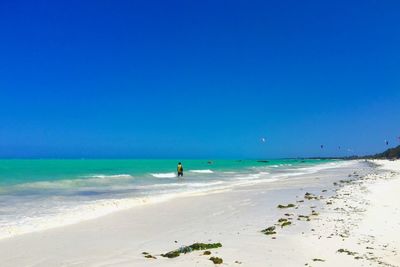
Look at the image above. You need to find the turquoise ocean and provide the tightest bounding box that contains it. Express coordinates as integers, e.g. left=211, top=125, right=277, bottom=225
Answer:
left=0, top=159, right=339, bottom=239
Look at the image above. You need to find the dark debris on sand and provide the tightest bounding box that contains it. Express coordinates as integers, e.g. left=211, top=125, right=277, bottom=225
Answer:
left=161, top=243, right=222, bottom=258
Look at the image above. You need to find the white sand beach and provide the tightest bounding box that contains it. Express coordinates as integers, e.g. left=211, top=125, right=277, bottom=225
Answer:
left=0, top=160, right=399, bottom=267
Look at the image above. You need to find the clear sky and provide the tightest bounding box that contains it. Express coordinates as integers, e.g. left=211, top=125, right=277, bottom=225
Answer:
left=0, top=0, right=399, bottom=159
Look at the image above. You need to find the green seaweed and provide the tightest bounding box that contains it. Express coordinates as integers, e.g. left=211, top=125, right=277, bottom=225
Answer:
left=162, top=250, right=181, bottom=258
left=261, top=226, right=276, bottom=235
left=145, top=255, right=157, bottom=259
left=209, top=257, right=223, bottom=264
left=298, top=215, right=310, bottom=221
left=304, top=192, right=319, bottom=200
left=189, top=243, right=222, bottom=250
left=281, top=221, right=292, bottom=227
left=311, top=210, right=319, bottom=216
left=161, top=243, right=222, bottom=258
left=277, top=203, right=296, bottom=209
left=337, top=248, right=357, bottom=256
left=339, top=180, right=353, bottom=184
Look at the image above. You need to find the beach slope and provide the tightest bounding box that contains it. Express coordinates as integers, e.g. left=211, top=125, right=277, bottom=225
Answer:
left=0, top=160, right=399, bottom=266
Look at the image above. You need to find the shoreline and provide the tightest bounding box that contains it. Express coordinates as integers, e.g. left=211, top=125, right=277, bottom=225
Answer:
left=0, top=160, right=399, bottom=266
left=0, top=160, right=347, bottom=241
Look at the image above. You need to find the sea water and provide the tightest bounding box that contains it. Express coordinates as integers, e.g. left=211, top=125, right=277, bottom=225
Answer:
left=0, top=159, right=340, bottom=239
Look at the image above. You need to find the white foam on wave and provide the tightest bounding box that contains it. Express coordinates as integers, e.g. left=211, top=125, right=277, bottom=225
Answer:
left=10, top=174, right=134, bottom=190
left=0, top=194, right=177, bottom=240
left=86, top=174, right=133, bottom=179
left=271, top=161, right=351, bottom=179
left=235, top=173, right=261, bottom=180
left=189, top=169, right=214, bottom=174
left=135, top=181, right=225, bottom=190
left=151, top=173, right=177, bottom=178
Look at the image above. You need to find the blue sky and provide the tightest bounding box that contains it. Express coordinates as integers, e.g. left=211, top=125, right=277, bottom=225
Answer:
left=0, top=0, right=399, bottom=158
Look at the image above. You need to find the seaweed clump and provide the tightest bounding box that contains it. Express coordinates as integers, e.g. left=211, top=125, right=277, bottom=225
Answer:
left=161, top=243, right=222, bottom=258
left=261, top=226, right=276, bottom=235
left=337, top=248, right=357, bottom=256
left=311, top=210, right=319, bottom=216
left=209, top=257, right=223, bottom=264
left=142, top=252, right=157, bottom=259
left=340, top=179, right=353, bottom=184
left=298, top=215, right=310, bottom=221
left=281, top=221, right=292, bottom=227
left=304, top=192, right=319, bottom=200
left=277, top=217, right=292, bottom=227
left=277, top=203, right=296, bottom=209
left=162, top=250, right=181, bottom=258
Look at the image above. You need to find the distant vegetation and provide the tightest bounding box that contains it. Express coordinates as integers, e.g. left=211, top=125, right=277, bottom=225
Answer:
left=370, top=145, right=400, bottom=159
left=304, top=145, right=400, bottom=160
left=348, top=145, right=400, bottom=159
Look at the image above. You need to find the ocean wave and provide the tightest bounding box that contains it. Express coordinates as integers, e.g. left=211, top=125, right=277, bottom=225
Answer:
left=85, top=174, right=133, bottom=179
left=150, top=172, right=177, bottom=178
left=234, top=173, right=261, bottom=180
left=189, top=169, right=214, bottom=174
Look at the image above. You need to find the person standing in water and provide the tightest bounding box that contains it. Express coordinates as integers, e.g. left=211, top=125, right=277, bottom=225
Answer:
left=177, top=162, right=184, bottom=177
